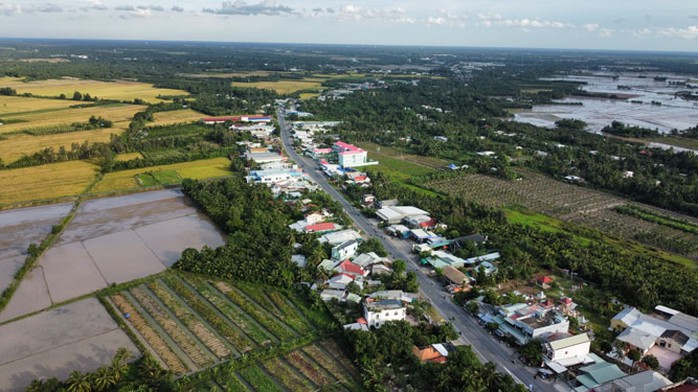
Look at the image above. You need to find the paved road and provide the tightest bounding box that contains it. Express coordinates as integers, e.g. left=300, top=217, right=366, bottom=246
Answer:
left=278, top=109, right=565, bottom=392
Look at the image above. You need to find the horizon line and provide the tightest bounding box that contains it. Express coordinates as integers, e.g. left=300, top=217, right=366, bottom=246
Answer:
left=1, top=36, right=698, bottom=56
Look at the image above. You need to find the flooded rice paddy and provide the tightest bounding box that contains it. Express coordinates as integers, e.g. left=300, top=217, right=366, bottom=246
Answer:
left=0, top=298, right=138, bottom=392
left=0, top=203, right=72, bottom=292
left=0, top=189, right=225, bottom=322
left=514, top=73, right=698, bottom=133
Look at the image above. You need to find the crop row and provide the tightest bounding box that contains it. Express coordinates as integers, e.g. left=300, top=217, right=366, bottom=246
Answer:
left=109, top=293, right=189, bottom=374
left=108, top=274, right=328, bottom=378
left=163, top=275, right=256, bottom=352
left=211, top=280, right=298, bottom=340
left=147, top=280, right=232, bottom=359
left=182, top=276, right=275, bottom=346
left=213, top=341, right=357, bottom=392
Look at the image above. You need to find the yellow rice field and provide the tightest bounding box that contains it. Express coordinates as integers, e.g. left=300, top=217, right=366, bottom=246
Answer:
left=0, top=128, right=122, bottom=163
left=148, top=109, right=204, bottom=126
left=0, top=95, right=82, bottom=116
left=0, top=103, right=144, bottom=134
left=234, top=80, right=324, bottom=94
left=0, top=77, right=189, bottom=103
left=0, top=160, right=98, bottom=206
left=92, top=157, right=232, bottom=194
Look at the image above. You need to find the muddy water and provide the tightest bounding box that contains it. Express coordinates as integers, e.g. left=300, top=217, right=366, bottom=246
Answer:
left=0, top=203, right=72, bottom=260
left=515, top=73, right=698, bottom=133
left=57, top=189, right=200, bottom=245
left=0, top=188, right=226, bottom=322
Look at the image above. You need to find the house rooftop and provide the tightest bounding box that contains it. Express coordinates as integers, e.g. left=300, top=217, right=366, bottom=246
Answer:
left=613, top=307, right=642, bottom=325
left=617, top=328, right=657, bottom=351
left=600, top=370, right=672, bottom=392
left=548, top=333, right=590, bottom=351
left=661, top=330, right=690, bottom=345
left=365, top=299, right=405, bottom=311
left=577, top=362, right=626, bottom=389
left=442, top=266, right=467, bottom=285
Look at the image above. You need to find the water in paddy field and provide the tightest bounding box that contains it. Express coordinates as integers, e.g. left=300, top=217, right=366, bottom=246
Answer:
left=514, top=73, right=698, bottom=133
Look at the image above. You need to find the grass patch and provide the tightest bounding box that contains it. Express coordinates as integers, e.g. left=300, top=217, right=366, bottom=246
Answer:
left=0, top=160, right=99, bottom=206
left=504, top=207, right=564, bottom=234
left=616, top=204, right=698, bottom=235
left=92, top=157, right=232, bottom=194
left=137, top=170, right=182, bottom=186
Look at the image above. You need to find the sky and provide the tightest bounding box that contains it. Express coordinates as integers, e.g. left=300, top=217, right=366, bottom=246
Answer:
left=1, top=1, right=697, bottom=52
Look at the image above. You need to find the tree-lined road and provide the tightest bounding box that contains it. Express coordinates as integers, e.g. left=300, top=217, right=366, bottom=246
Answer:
left=277, top=109, right=565, bottom=392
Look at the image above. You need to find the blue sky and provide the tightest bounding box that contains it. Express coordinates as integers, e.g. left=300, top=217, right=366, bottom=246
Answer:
left=1, top=0, right=697, bottom=51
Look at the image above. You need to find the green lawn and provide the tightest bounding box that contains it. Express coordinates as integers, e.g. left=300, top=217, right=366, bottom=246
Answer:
left=137, top=170, right=182, bottom=186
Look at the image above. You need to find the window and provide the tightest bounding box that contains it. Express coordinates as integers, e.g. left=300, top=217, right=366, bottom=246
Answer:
left=394, top=311, right=398, bottom=316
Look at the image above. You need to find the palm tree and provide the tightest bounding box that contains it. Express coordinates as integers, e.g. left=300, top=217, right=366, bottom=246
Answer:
left=66, top=371, right=92, bottom=392
left=110, top=347, right=130, bottom=383
left=91, top=366, right=116, bottom=392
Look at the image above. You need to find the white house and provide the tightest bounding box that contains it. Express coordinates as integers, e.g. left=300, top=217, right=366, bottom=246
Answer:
left=544, top=333, right=591, bottom=363
left=318, top=229, right=362, bottom=245
left=364, top=299, right=407, bottom=329
left=331, top=239, right=359, bottom=261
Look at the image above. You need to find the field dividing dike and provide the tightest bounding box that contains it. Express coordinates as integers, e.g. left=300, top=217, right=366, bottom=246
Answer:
left=267, top=291, right=314, bottom=332
left=301, top=343, right=354, bottom=385
left=0, top=171, right=102, bottom=313
left=317, top=340, right=362, bottom=381
left=121, top=290, right=197, bottom=372
left=181, top=276, right=279, bottom=345
left=229, top=372, right=255, bottom=391
left=132, top=284, right=218, bottom=368
left=211, top=281, right=300, bottom=339
left=263, top=356, right=314, bottom=392
left=163, top=275, right=258, bottom=353
left=238, top=364, right=286, bottom=392
left=279, top=353, right=325, bottom=390
left=287, top=349, right=337, bottom=386
left=148, top=279, right=238, bottom=359
left=239, top=283, right=314, bottom=334
left=102, top=296, right=163, bottom=366
left=109, top=293, right=188, bottom=374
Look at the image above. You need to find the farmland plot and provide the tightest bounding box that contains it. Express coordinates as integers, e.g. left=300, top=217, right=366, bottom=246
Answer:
left=210, top=341, right=360, bottom=392
left=105, top=273, right=329, bottom=376
left=0, top=77, right=188, bottom=104
left=428, top=169, right=698, bottom=260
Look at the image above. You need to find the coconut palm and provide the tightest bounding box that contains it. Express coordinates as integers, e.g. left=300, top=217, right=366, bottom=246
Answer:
left=65, top=371, right=92, bottom=392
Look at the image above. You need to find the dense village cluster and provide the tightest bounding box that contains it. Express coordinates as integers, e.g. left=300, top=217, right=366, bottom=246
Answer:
left=234, top=107, right=698, bottom=392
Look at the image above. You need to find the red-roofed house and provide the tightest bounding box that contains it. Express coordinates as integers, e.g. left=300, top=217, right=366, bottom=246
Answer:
left=334, top=260, right=368, bottom=278
left=305, top=222, right=338, bottom=233
left=540, top=299, right=555, bottom=309
left=537, top=276, right=553, bottom=289
left=412, top=344, right=450, bottom=364
left=202, top=116, right=242, bottom=125
left=333, top=141, right=368, bottom=167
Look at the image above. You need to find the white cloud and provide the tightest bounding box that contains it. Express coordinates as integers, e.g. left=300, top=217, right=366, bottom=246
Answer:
left=338, top=5, right=415, bottom=24
left=658, top=25, right=698, bottom=39
left=426, top=10, right=468, bottom=28
left=582, top=23, right=599, bottom=32
left=1, top=2, right=65, bottom=15
left=203, top=1, right=295, bottom=16
left=0, top=4, right=22, bottom=16
left=478, top=13, right=571, bottom=29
